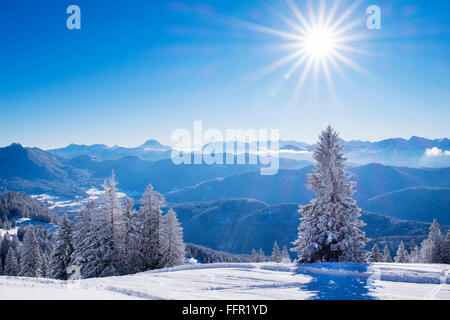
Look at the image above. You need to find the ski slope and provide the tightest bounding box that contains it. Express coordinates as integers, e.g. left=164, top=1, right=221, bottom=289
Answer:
left=0, top=263, right=449, bottom=300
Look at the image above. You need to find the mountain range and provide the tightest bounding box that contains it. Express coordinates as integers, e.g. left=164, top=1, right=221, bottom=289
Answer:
left=0, top=138, right=449, bottom=226
left=44, top=136, right=450, bottom=168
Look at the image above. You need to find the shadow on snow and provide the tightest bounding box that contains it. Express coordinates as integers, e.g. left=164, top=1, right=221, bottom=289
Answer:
left=293, top=263, right=376, bottom=300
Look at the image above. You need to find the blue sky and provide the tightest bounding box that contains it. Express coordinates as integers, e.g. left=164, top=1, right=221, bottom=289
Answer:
left=0, top=0, right=449, bottom=149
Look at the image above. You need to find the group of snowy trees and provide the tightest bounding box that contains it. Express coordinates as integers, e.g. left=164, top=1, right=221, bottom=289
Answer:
left=250, top=241, right=291, bottom=263
left=0, top=226, right=52, bottom=278
left=369, top=219, right=450, bottom=264
left=292, top=126, right=367, bottom=263
left=0, top=192, right=61, bottom=225
left=49, top=174, right=186, bottom=280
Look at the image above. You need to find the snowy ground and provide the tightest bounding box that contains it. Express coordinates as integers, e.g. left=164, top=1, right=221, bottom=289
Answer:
left=0, top=263, right=448, bottom=300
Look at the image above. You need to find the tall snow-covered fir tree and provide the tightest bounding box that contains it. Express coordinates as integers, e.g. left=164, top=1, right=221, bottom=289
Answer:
left=160, top=208, right=186, bottom=268
left=71, top=200, right=95, bottom=278
left=19, top=227, right=42, bottom=278
left=383, top=245, right=392, bottom=263
left=441, top=231, right=450, bottom=264
left=138, top=184, right=166, bottom=270
left=271, top=241, right=282, bottom=263
left=5, top=247, right=20, bottom=276
left=82, top=174, right=121, bottom=278
left=41, top=253, right=49, bottom=278
left=49, top=214, right=74, bottom=280
left=409, top=239, right=420, bottom=263
left=419, top=219, right=443, bottom=264
left=117, top=197, right=142, bottom=275
left=0, top=234, right=10, bottom=272
left=394, top=241, right=409, bottom=263
left=251, top=248, right=258, bottom=262
left=368, top=244, right=383, bottom=262
left=281, top=245, right=291, bottom=263
left=257, top=248, right=266, bottom=262
left=292, top=126, right=367, bottom=263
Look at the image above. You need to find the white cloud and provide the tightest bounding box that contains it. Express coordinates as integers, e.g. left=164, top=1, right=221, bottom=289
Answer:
left=425, top=147, right=450, bottom=157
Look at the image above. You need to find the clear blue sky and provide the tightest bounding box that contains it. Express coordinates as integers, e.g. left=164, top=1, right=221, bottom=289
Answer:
left=0, top=0, right=449, bottom=149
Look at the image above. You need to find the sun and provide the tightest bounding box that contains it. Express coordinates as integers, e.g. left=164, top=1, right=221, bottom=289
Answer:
left=304, top=28, right=336, bottom=58
left=234, top=0, right=371, bottom=101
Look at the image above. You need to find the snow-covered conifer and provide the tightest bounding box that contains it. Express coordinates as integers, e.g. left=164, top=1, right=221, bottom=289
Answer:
left=383, top=245, right=392, bottom=263
left=117, top=197, right=142, bottom=275
left=271, top=241, right=282, bottom=263
left=10, top=235, right=21, bottom=265
left=41, top=253, right=49, bottom=278
left=19, top=227, right=42, bottom=278
left=5, top=247, right=19, bottom=276
left=394, top=241, right=409, bottom=263
left=49, top=214, right=74, bottom=280
left=281, top=245, right=291, bottom=263
left=419, top=219, right=443, bottom=264
left=257, top=248, right=266, bottom=262
left=71, top=201, right=95, bottom=278
left=0, top=234, right=10, bottom=271
left=292, top=126, right=367, bottom=263
left=251, top=249, right=258, bottom=262
left=2, top=220, right=10, bottom=230
left=409, top=239, right=420, bottom=263
left=160, top=208, right=186, bottom=268
left=368, top=244, right=383, bottom=262
left=441, top=231, right=450, bottom=264
left=138, top=184, right=166, bottom=270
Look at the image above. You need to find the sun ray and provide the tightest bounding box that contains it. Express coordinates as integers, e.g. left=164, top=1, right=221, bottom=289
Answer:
left=331, top=49, right=370, bottom=77
left=307, top=0, right=318, bottom=30
left=244, top=50, right=305, bottom=87
left=318, top=0, right=326, bottom=28
left=332, top=18, right=364, bottom=37
left=289, top=56, right=314, bottom=104
left=231, top=18, right=305, bottom=42
left=328, top=0, right=364, bottom=33
left=324, top=0, right=341, bottom=29
left=285, top=0, right=313, bottom=33
left=275, top=11, right=309, bottom=36
left=286, top=50, right=311, bottom=78
left=321, top=57, right=336, bottom=98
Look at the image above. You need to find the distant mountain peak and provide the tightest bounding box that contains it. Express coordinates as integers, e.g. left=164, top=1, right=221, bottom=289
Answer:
left=140, top=139, right=170, bottom=151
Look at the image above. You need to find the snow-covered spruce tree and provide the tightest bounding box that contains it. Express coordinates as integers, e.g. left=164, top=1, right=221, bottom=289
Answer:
left=271, top=241, right=282, bottom=263
left=383, top=245, right=392, bottom=263
left=2, top=220, right=10, bottom=230
left=257, top=248, right=266, bottom=262
left=441, top=231, right=450, bottom=264
left=0, top=234, right=10, bottom=272
left=71, top=200, right=95, bottom=278
left=19, top=227, right=42, bottom=278
left=419, top=219, right=443, bottom=264
left=49, top=214, right=74, bottom=280
left=160, top=208, right=186, bottom=268
left=409, top=239, right=420, bottom=263
left=281, top=245, right=291, bottom=263
left=82, top=174, right=121, bottom=278
left=292, top=126, right=367, bottom=263
left=138, top=184, right=166, bottom=270
left=394, top=241, right=409, bottom=263
left=41, top=253, right=49, bottom=278
left=251, top=249, right=258, bottom=262
left=368, top=244, right=383, bottom=262
left=117, top=197, right=142, bottom=275
left=5, top=247, right=20, bottom=276
left=10, top=235, right=21, bottom=266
